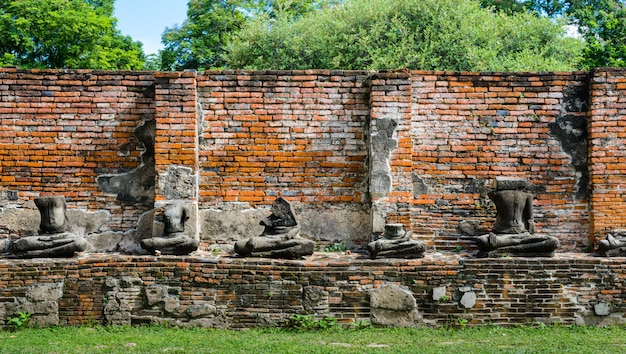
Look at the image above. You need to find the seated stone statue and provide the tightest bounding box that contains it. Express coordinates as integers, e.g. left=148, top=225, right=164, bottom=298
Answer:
left=141, top=203, right=199, bottom=255
left=475, top=178, right=559, bottom=257
left=367, top=223, right=425, bottom=259
left=597, top=230, right=626, bottom=256
left=12, top=196, right=87, bottom=258
left=234, top=198, right=315, bottom=259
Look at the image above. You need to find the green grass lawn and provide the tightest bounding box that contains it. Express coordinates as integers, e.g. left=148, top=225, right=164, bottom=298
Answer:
left=1, top=325, right=625, bottom=353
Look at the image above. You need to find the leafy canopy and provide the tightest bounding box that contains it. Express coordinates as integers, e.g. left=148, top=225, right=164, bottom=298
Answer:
left=227, top=0, right=583, bottom=71
left=0, top=0, right=145, bottom=69
left=160, top=0, right=337, bottom=71
left=481, top=0, right=626, bottom=68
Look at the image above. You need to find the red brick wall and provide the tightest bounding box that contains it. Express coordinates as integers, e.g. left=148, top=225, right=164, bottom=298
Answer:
left=1, top=68, right=625, bottom=249
left=196, top=70, right=370, bottom=207
left=411, top=71, right=591, bottom=251
left=0, top=68, right=155, bottom=231
left=589, top=69, right=626, bottom=243
left=154, top=71, right=198, bottom=198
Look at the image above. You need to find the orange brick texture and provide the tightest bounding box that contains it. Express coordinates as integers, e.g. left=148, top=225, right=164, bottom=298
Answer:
left=1, top=68, right=625, bottom=249
left=588, top=69, right=626, bottom=243
left=196, top=70, right=370, bottom=206
left=0, top=68, right=155, bottom=230
left=153, top=72, right=199, bottom=202
left=411, top=71, right=593, bottom=250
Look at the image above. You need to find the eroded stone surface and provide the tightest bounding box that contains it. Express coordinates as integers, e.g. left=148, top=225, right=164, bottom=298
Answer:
left=594, top=302, right=611, bottom=316
left=20, top=283, right=64, bottom=327
left=234, top=198, right=315, bottom=259
left=103, top=276, right=227, bottom=328
left=474, top=178, right=559, bottom=257
left=460, top=291, right=477, bottom=309
left=367, top=223, right=425, bottom=259
left=142, top=202, right=199, bottom=255
left=12, top=197, right=88, bottom=258
left=303, top=286, right=329, bottom=313
left=369, top=118, right=398, bottom=197
left=370, top=283, right=421, bottom=327
left=97, top=119, right=155, bottom=203
left=432, top=286, right=446, bottom=301
left=158, top=166, right=197, bottom=200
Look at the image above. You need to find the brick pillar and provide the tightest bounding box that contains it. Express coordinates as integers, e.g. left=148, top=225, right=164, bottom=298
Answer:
left=368, top=72, right=414, bottom=234
left=152, top=72, right=199, bottom=240
left=588, top=68, right=626, bottom=246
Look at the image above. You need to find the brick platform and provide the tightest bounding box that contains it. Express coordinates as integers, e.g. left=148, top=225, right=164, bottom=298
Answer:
left=1, top=252, right=624, bottom=329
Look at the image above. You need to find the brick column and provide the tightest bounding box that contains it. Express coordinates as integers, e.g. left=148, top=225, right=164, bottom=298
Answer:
left=588, top=68, right=626, bottom=246
left=153, top=72, right=199, bottom=239
left=368, top=72, right=414, bottom=233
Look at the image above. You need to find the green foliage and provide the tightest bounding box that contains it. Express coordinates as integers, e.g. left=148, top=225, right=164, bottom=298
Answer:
left=227, top=0, right=583, bottom=71
left=480, top=0, right=531, bottom=15
left=481, top=0, right=626, bottom=68
left=349, top=319, right=371, bottom=330
left=323, top=241, right=348, bottom=252
left=142, top=54, right=161, bottom=71
left=7, top=311, right=31, bottom=331
left=457, top=317, right=469, bottom=327
left=0, top=0, right=145, bottom=69
left=571, top=0, right=626, bottom=68
left=285, top=314, right=339, bottom=331
left=160, top=0, right=336, bottom=71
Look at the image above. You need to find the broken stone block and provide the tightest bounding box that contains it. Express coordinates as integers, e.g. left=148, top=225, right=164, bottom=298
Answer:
left=370, top=283, right=421, bottom=327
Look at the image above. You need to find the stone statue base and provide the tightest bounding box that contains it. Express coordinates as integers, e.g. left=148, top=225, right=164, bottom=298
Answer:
left=367, top=223, right=425, bottom=259
left=141, top=233, right=199, bottom=256
left=234, top=227, right=315, bottom=259
left=597, top=233, right=626, bottom=257
left=12, top=233, right=87, bottom=258
left=475, top=232, right=559, bottom=258
left=234, top=198, right=315, bottom=259
left=368, top=239, right=425, bottom=259
left=599, top=247, right=626, bottom=257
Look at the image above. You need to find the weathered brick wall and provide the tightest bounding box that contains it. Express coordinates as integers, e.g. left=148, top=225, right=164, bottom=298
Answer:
left=411, top=71, right=591, bottom=251
left=588, top=69, right=626, bottom=242
left=196, top=71, right=372, bottom=243
left=196, top=70, right=370, bottom=205
left=1, top=256, right=624, bottom=328
left=1, top=68, right=625, bottom=249
left=0, top=69, right=155, bottom=232
left=369, top=72, right=414, bottom=233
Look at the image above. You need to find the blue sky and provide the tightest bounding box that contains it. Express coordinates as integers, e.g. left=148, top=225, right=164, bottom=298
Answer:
left=114, top=0, right=189, bottom=55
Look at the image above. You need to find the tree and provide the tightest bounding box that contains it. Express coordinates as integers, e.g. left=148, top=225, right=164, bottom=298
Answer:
left=160, top=0, right=336, bottom=71
left=570, top=0, right=625, bottom=67
left=481, top=0, right=626, bottom=68
left=227, top=0, right=583, bottom=71
left=160, top=0, right=247, bottom=71
left=0, top=0, right=145, bottom=69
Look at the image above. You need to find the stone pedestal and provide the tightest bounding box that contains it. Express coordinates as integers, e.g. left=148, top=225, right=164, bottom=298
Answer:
left=234, top=198, right=315, bottom=259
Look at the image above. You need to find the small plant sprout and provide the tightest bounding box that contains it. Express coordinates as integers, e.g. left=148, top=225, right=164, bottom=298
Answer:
left=286, top=314, right=339, bottom=332
left=457, top=317, right=469, bottom=327
left=324, top=241, right=348, bottom=253
left=350, top=319, right=371, bottom=330
left=8, top=311, right=32, bottom=331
